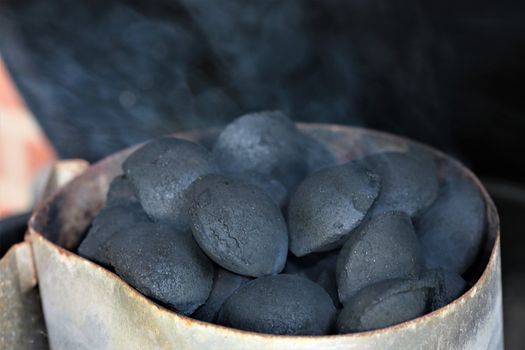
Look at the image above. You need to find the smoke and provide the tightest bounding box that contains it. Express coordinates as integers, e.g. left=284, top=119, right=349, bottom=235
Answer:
left=0, top=0, right=460, bottom=160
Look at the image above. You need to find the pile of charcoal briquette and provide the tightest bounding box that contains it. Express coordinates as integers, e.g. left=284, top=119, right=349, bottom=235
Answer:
left=78, top=111, right=486, bottom=335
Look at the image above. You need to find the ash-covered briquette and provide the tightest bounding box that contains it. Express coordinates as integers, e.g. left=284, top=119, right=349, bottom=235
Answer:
left=105, top=222, right=214, bottom=315
left=218, top=274, right=336, bottom=335
left=212, top=111, right=309, bottom=190
left=123, top=137, right=219, bottom=230
left=106, top=175, right=139, bottom=206
left=336, top=211, right=423, bottom=304
left=336, top=278, right=432, bottom=333
left=288, top=161, right=381, bottom=256
left=78, top=203, right=150, bottom=266
left=362, top=152, right=439, bottom=217
left=421, top=269, right=467, bottom=309
left=416, top=174, right=486, bottom=274
left=225, top=171, right=288, bottom=208
left=188, top=174, right=288, bottom=277
left=192, top=268, right=251, bottom=323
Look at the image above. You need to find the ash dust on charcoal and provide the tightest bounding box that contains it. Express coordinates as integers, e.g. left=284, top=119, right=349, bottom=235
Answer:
left=78, top=112, right=486, bottom=335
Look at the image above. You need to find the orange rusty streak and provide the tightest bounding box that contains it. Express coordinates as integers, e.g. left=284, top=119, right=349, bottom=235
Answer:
left=0, top=57, right=56, bottom=218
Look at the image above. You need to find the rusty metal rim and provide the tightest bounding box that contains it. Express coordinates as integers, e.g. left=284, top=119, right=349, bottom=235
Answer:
left=28, top=123, right=500, bottom=342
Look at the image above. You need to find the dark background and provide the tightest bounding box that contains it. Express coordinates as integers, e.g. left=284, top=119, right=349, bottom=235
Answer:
left=1, top=0, right=524, bottom=178
left=0, top=0, right=523, bottom=348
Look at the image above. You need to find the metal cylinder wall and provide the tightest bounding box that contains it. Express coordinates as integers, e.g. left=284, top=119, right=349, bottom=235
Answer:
left=29, top=124, right=503, bottom=350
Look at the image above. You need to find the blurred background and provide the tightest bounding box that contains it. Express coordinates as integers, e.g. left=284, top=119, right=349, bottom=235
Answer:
left=0, top=0, right=523, bottom=348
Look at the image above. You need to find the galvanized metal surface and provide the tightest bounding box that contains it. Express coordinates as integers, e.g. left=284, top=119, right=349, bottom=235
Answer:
left=29, top=124, right=503, bottom=350
left=0, top=242, right=48, bottom=350
left=0, top=159, right=89, bottom=350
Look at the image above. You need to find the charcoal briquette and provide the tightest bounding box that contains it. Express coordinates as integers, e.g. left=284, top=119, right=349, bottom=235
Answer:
left=218, top=274, right=336, bottom=335
left=439, top=270, right=467, bottom=305
left=284, top=251, right=340, bottom=307
left=212, top=111, right=308, bottom=189
left=421, top=268, right=467, bottom=309
left=288, top=161, right=380, bottom=256
left=226, top=171, right=288, bottom=208
left=78, top=203, right=149, bottom=266
left=192, top=268, right=251, bottom=323
left=315, top=269, right=340, bottom=308
left=123, top=137, right=219, bottom=230
left=416, top=173, right=485, bottom=274
left=188, top=174, right=288, bottom=277
left=105, top=222, right=214, bottom=315
left=336, top=278, right=432, bottom=333
left=363, top=152, right=439, bottom=217
left=336, top=211, right=423, bottom=304
left=106, top=175, right=139, bottom=206
left=283, top=253, right=319, bottom=275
